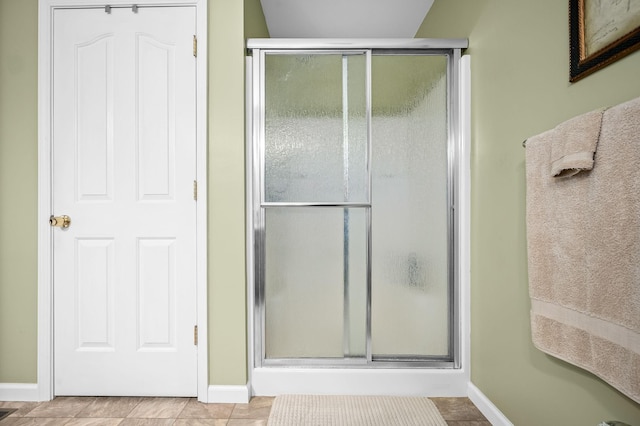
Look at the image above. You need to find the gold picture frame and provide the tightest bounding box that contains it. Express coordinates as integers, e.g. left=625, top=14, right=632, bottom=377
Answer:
left=570, top=0, right=640, bottom=82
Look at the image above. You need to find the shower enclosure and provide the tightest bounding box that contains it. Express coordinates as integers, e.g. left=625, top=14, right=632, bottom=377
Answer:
left=247, top=39, right=468, bottom=377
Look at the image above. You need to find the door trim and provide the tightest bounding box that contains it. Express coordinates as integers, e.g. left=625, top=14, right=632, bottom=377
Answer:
left=37, top=0, right=208, bottom=401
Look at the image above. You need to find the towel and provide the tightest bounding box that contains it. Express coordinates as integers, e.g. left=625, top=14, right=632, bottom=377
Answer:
left=550, top=108, right=605, bottom=178
left=525, top=96, right=640, bottom=404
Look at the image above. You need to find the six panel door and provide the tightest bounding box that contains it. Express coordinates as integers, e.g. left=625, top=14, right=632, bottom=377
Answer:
left=52, top=6, right=198, bottom=396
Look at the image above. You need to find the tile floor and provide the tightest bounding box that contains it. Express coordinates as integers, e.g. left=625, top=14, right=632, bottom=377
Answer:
left=0, top=396, right=490, bottom=425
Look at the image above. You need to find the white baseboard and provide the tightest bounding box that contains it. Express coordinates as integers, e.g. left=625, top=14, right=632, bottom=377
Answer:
left=207, top=384, right=250, bottom=403
left=468, top=382, right=513, bottom=426
left=0, top=382, right=249, bottom=403
left=0, top=383, right=40, bottom=401
left=251, top=368, right=469, bottom=397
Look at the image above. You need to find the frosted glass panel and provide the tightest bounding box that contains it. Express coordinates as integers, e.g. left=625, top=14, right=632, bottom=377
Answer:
left=264, top=53, right=367, bottom=203
left=371, top=55, right=450, bottom=358
left=264, top=208, right=367, bottom=359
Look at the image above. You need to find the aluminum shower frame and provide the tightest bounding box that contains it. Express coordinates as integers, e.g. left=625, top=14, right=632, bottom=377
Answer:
left=247, top=38, right=467, bottom=370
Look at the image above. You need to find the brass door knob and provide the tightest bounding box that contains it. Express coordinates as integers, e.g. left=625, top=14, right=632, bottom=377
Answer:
left=50, top=215, right=71, bottom=228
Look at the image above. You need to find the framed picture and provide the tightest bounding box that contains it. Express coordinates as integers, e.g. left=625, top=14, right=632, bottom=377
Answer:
left=569, top=0, right=640, bottom=82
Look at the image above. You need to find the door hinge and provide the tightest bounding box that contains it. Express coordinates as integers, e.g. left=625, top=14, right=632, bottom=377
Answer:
left=193, top=180, right=197, bottom=201
left=193, top=35, right=197, bottom=57
left=194, top=325, right=198, bottom=346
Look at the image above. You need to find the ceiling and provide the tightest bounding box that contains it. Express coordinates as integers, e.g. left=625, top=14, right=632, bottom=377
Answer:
left=260, top=0, right=435, bottom=38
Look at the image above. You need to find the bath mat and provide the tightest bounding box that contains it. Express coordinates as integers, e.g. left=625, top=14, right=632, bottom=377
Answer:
left=267, top=394, right=447, bottom=426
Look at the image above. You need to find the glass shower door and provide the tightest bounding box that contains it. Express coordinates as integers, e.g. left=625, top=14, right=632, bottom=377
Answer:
left=260, top=52, right=369, bottom=362
left=253, top=47, right=457, bottom=367
left=370, top=54, right=451, bottom=360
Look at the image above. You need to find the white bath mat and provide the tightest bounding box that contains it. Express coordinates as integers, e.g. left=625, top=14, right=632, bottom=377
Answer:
left=267, top=394, right=447, bottom=426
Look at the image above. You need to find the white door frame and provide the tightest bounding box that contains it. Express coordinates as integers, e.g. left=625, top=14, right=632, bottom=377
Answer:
left=37, top=0, right=208, bottom=402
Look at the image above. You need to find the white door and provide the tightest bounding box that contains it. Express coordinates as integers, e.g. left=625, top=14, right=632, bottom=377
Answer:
left=52, top=6, right=197, bottom=396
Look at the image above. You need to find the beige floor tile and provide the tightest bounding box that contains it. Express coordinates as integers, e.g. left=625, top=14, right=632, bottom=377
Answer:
left=126, top=398, right=188, bottom=419
left=1, top=395, right=488, bottom=426
left=1, top=407, right=18, bottom=419
left=246, top=398, right=273, bottom=409
left=177, top=399, right=234, bottom=419
left=76, top=397, right=143, bottom=418
left=174, top=420, right=228, bottom=426
left=226, top=420, right=267, bottom=426
left=229, top=397, right=273, bottom=420
left=1, top=402, right=41, bottom=417
left=0, top=418, right=72, bottom=425
left=118, top=420, right=174, bottom=426
left=63, top=419, right=123, bottom=426
left=430, top=398, right=487, bottom=421
left=24, top=397, right=96, bottom=419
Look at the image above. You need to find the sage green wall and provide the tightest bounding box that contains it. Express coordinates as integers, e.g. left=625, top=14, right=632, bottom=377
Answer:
left=417, top=0, right=640, bottom=424
left=244, top=0, right=269, bottom=39
left=208, top=0, right=248, bottom=385
left=208, top=0, right=271, bottom=387
left=0, top=0, right=38, bottom=383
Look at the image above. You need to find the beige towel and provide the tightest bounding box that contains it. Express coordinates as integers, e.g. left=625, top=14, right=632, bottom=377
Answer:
left=526, top=96, right=640, bottom=404
left=550, top=108, right=605, bottom=178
